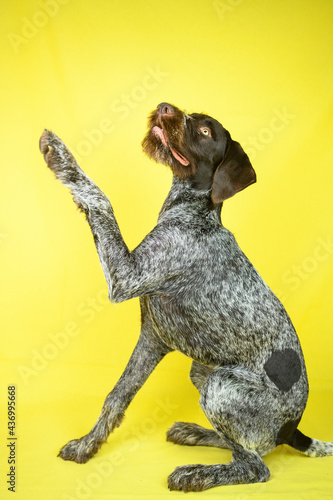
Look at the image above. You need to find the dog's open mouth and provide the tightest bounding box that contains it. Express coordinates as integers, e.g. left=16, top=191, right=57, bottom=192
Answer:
left=152, top=125, right=190, bottom=166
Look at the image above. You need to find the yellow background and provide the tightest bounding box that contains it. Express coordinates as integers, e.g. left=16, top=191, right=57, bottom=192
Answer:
left=1, top=0, right=332, bottom=498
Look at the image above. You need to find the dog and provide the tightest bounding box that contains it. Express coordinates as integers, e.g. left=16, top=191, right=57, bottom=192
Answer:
left=39, top=102, right=333, bottom=492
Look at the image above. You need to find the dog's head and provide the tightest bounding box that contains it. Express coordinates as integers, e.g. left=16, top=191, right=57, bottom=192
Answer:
left=142, top=102, right=256, bottom=204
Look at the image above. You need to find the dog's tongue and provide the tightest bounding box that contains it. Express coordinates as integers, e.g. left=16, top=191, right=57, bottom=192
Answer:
left=152, top=126, right=167, bottom=146
left=169, top=147, right=190, bottom=166
left=152, top=126, right=190, bottom=166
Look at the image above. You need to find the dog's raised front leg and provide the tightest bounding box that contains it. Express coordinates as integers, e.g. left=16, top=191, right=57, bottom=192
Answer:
left=59, top=328, right=171, bottom=463
left=39, top=130, right=178, bottom=302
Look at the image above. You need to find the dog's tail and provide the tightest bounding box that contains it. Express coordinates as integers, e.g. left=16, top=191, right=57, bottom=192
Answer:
left=287, top=429, right=333, bottom=457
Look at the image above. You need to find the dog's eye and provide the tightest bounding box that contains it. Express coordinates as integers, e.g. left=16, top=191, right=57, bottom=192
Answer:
left=200, top=127, right=211, bottom=137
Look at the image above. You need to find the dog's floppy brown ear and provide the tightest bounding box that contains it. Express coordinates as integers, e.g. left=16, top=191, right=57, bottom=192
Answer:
left=211, top=139, right=256, bottom=204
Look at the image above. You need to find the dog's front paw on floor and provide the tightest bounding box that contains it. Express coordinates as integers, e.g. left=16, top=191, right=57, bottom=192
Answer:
left=58, top=435, right=103, bottom=464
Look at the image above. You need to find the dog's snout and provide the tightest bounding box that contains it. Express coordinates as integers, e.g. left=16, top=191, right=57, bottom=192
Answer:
left=157, top=102, right=174, bottom=116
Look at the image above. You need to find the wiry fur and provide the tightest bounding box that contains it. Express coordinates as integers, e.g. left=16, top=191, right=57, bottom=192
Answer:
left=39, top=102, right=332, bottom=492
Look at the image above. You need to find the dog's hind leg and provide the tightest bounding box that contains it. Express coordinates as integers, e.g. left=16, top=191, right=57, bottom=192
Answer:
left=189, top=360, right=214, bottom=392
left=167, top=421, right=232, bottom=449
left=168, top=366, right=280, bottom=491
left=167, top=361, right=231, bottom=450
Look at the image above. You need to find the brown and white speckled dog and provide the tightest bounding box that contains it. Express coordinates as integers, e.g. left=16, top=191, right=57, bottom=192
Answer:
left=39, top=102, right=333, bottom=492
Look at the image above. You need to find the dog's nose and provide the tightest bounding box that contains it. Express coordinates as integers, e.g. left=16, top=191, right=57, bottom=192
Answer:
left=157, top=103, right=174, bottom=116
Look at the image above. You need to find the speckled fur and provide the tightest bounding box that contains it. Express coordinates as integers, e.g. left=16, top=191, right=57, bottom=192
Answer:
left=39, top=103, right=332, bottom=492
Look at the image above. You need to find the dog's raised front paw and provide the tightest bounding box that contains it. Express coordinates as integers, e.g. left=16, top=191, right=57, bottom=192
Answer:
left=39, top=129, right=81, bottom=185
left=58, top=435, right=103, bottom=464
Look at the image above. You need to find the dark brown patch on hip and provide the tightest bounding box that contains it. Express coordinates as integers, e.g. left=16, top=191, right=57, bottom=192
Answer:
left=264, top=348, right=301, bottom=392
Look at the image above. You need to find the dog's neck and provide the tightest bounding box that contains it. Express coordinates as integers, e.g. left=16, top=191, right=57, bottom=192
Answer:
left=158, top=175, right=223, bottom=224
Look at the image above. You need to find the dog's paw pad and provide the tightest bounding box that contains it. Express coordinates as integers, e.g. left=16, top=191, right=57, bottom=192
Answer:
left=39, top=130, right=54, bottom=163
left=39, top=129, right=80, bottom=184
left=39, top=129, right=64, bottom=170
left=39, top=129, right=51, bottom=153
